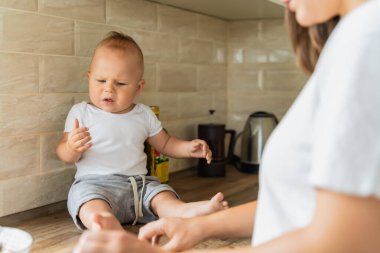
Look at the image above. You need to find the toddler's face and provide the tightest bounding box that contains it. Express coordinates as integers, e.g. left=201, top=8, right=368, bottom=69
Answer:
left=87, top=46, right=144, bottom=114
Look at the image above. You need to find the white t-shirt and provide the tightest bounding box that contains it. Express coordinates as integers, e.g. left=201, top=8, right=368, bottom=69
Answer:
left=64, top=102, right=162, bottom=178
left=252, top=0, right=380, bottom=246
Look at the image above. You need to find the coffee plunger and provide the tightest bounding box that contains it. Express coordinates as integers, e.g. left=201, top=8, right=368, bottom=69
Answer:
left=197, top=110, right=235, bottom=177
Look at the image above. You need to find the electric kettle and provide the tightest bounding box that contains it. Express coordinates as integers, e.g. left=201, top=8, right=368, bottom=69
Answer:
left=230, top=111, right=278, bottom=173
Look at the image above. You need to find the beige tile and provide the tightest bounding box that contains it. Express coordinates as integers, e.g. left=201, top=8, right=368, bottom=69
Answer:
left=212, top=90, right=228, bottom=116
left=228, top=66, right=260, bottom=92
left=179, top=39, right=213, bottom=64
left=133, top=31, right=177, bottom=63
left=228, top=21, right=260, bottom=43
left=198, top=15, right=227, bottom=42
left=198, top=65, right=227, bottom=91
left=107, top=0, right=157, bottom=31
left=0, top=135, right=39, bottom=180
left=74, top=93, right=90, bottom=103
left=231, top=46, right=266, bottom=64
left=230, top=47, right=243, bottom=64
left=136, top=92, right=178, bottom=121
left=162, top=120, right=180, bottom=139
left=0, top=9, right=74, bottom=55
left=0, top=0, right=37, bottom=11
left=164, top=118, right=198, bottom=141
left=0, top=94, right=75, bottom=136
left=243, top=48, right=269, bottom=64
left=229, top=43, right=267, bottom=64
left=226, top=113, right=249, bottom=134
left=75, top=21, right=132, bottom=57
left=260, top=19, right=289, bottom=47
left=229, top=91, right=296, bottom=119
left=214, top=43, right=227, bottom=64
left=268, top=48, right=295, bottom=64
left=0, top=52, right=39, bottom=94
left=142, top=62, right=156, bottom=92
left=41, top=133, right=71, bottom=171
left=263, top=69, right=307, bottom=92
left=158, top=5, right=197, bottom=37
left=40, top=56, right=90, bottom=93
left=178, top=92, right=212, bottom=119
left=157, top=63, right=196, bottom=92
left=203, top=113, right=227, bottom=126
left=39, top=0, right=106, bottom=23
left=229, top=43, right=295, bottom=66
left=0, top=168, right=75, bottom=216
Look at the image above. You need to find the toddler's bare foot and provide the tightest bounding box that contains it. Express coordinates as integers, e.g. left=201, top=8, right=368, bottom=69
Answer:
left=91, top=212, right=124, bottom=231
left=180, top=192, right=229, bottom=218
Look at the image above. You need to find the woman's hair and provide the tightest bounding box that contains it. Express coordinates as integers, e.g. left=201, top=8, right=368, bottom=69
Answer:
left=286, top=10, right=340, bottom=74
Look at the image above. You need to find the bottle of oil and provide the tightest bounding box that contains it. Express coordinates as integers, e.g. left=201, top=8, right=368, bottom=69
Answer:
left=145, top=106, right=169, bottom=183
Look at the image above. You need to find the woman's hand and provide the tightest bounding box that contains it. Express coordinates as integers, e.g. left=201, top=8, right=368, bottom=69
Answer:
left=74, top=230, right=166, bottom=253
left=139, top=217, right=207, bottom=251
left=67, top=118, right=92, bottom=154
left=188, top=139, right=212, bottom=164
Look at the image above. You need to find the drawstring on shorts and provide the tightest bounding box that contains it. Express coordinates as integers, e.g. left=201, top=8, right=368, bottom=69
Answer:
left=129, top=175, right=146, bottom=225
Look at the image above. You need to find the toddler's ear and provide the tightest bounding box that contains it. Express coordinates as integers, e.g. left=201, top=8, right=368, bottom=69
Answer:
left=86, top=71, right=90, bottom=81
left=137, top=79, right=145, bottom=92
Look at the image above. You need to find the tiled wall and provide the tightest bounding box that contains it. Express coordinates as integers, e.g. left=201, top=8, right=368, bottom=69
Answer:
left=227, top=20, right=307, bottom=132
left=0, top=0, right=227, bottom=217
left=0, top=0, right=306, bottom=217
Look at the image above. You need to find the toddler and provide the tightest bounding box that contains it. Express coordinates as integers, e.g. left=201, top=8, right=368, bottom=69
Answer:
left=56, top=31, right=228, bottom=231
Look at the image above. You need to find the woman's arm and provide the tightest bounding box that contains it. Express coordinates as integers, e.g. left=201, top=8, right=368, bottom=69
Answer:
left=197, top=200, right=256, bottom=239
left=189, top=189, right=380, bottom=253
left=74, top=201, right=257, bottom=253
left=252, top=189, right=380, bottom=253
left=138, top=201, right=256, bottom=251
left=74, top=189, right=380, bottom=253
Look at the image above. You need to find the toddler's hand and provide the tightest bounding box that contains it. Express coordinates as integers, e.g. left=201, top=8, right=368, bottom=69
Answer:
left=67, top=118, right=92, bottom=154
left=188, top=139, right=212, bottom=164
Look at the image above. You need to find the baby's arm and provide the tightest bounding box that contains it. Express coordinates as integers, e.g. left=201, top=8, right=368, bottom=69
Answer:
left=56, top=119, right=92, bottom=164
left=148, top=130, right=212, bottom=164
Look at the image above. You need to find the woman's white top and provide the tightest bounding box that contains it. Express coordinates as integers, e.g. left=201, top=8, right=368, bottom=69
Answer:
left=252, top=0, right=380, bottom=246
left=64, top=102, right=162, bottom=178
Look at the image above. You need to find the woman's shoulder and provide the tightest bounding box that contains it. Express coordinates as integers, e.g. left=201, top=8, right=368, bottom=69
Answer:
left=331, top=0, right=380, bottom=44
left=315, top=1, right=380, bottom=76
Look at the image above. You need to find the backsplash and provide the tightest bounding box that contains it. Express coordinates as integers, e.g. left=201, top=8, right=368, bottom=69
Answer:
left=227, top=19, right=307, bottom=132
left=0, top=0, right=305, bottom=217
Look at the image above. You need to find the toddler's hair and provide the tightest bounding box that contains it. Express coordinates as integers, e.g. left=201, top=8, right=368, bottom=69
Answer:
left=94, top=31, right=144, bottom=78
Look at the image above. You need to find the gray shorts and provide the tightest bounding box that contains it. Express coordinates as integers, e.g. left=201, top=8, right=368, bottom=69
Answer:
left=67, top=174, right=178, bottom=230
